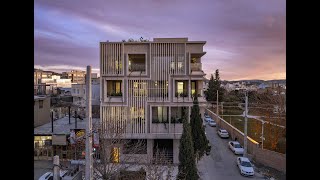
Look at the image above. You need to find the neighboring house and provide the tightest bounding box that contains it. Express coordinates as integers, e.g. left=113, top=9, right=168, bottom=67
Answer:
left=100, top=37, right=207, bottom=164
left=34, top=116, right=100, bottom=160
left=258, top=83, right=269, bottom=89
left=34, top=69, right=61, bottom=85
left=41, top=75, right=74, bottom=88
left=62, top=70, right=86, bottom=84
left=34, top=95, right=51, bottom=127
left=71, top=84, right=86, bottom=107
left=71, top=83, right=100, bottom=107
left=224, top=83, right=235, bottom=92
left=91, top=73, right=98, bottom=79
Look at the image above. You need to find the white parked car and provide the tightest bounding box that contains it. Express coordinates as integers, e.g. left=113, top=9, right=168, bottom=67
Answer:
left=236, top=157, right=255, bottom=177
left=208, top=120, right=217, bottom=127
left=217, top=129, right=229, bottom=138
left=228, top=141, right=244, bottom=155
left=204, top=116, right=212, bottom=122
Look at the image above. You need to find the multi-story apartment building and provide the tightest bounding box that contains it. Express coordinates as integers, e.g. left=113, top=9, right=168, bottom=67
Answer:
left=41, top=75, right=74, bottom=88
left=62, top=70, right=86, bottom=84
left=34, top=69, right=62, bottom=84
left=100, top=38, right=206, bottom=164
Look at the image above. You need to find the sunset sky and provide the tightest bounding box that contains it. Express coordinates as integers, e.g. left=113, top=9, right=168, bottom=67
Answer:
left=34, top=0, right=286, bottom=81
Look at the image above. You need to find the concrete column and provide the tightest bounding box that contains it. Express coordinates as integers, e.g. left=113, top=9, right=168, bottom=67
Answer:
left=85, top=66, right=93, bottom=180
left=188, top=79, right=191, bottom=100
left=173, top=139, right=180, bottom=164
left=169, top=106, right=171, bottom=133
left=53, top=155, right=60, bottom=180
left=147, top=139, right=154, bottom=163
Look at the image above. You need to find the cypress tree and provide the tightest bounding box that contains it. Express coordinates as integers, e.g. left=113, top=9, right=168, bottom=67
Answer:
left=190, top=95, right=209, bottom=161
left=177, top=114, right=199, bottom=180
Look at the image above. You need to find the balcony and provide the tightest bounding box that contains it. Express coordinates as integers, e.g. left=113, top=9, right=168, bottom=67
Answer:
left=129, top=63, right=146, bottom=72
left=128, top=54, right=146, bottom=74
left=190, top=63, right=202, bottom=71
left=105, top=80, right=123, bottom=102
left=151, top=122, right=183, bottom=134
left=107, top=91, right=123, bottom=97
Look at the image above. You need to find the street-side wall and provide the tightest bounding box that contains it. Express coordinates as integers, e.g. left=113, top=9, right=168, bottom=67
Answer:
left=205, top=108, right=286, bottom=173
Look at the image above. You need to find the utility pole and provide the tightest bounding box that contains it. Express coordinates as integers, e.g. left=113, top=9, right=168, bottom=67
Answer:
left=53, top=155, right=60, bottom=180
left=85, top=65, right=93, bottom=180
left=51, top=111, right=54, bottom=133
left=221, top=102, right=224, bottom=115
left=75, top=110, right=77, bottom=129
left=244, top=91, right=248, bottom=157
left=216, top=90, right=219, bottom=116
left=261, top=121, right=265, bottom=149
left=68, top=106, right=71, bottom=124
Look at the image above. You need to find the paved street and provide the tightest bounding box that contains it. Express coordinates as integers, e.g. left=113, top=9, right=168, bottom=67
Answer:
left=198, top=125, right=266, bottom=180
left=34, top=160, right=53, bottom=180
left=34, top=160, right=71, bottom=180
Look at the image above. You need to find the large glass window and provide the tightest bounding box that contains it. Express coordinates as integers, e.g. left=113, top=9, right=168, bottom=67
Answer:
left=114, top=81, right=121, bottom=93
left=158, top=107, right=168, bottom=122
left=177, top=82, right=184, bottom=94
left=111, top=147, right=120, bottom=163
left=107, top=80, right=122, bottom=96
left=191, top=81, right=197, bottom=96
left=128, top=54, right=146, bottom=72
left=34, top=136, right=52, bottom=148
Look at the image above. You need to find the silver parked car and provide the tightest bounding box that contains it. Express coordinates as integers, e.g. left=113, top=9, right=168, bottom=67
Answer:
left=228, top=141, right=244, bottom=155
left=236, top=157, right=255, bottom=176
left=217, top=128, right=229, bottom=138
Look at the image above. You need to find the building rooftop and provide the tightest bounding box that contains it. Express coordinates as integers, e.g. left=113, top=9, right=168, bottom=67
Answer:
left=103, top=37, right=206, bottom=44
left=34, top=116, right=100, bottom=135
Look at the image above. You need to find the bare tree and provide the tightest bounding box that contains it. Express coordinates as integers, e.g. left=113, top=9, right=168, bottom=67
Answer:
left=144, top=147, right=175, bottom=180
left=92, top=121, right=148, bottom=180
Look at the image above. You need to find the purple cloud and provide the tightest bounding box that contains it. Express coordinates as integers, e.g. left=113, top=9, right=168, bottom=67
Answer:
left=34, top=0, right=286, bottom=80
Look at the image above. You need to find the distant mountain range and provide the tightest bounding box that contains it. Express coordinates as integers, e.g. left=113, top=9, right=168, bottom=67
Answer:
left=221, top=79, right=286, bottom=85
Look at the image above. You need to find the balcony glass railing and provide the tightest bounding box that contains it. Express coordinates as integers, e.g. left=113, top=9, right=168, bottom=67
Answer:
left=129, top=63, right=146, bottom=72
left=175, top=91, right=189, bottom=98
left=107, top=91, right=122, bottom=97
left=190, top=63, right=202, bottom=71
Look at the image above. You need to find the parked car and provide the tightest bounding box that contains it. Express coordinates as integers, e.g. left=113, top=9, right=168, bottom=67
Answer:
left=208, top=120, right=217, bottom=127
left=228, top=141, right=244, bottom=155
left=204, top=114, right=210, bottom=119
left=217, top=128, right=229, bottom=138
left=38, top=170, right=67, bottom=180
left=204, top=116, right=212, bottom=122
left=236, top=157, right=255, bottom=177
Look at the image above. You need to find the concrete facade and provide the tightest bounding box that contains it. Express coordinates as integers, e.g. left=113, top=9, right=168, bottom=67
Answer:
left=100, top=38, right=207, bottom=164
left=34, top=96, right=51, bottom=127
